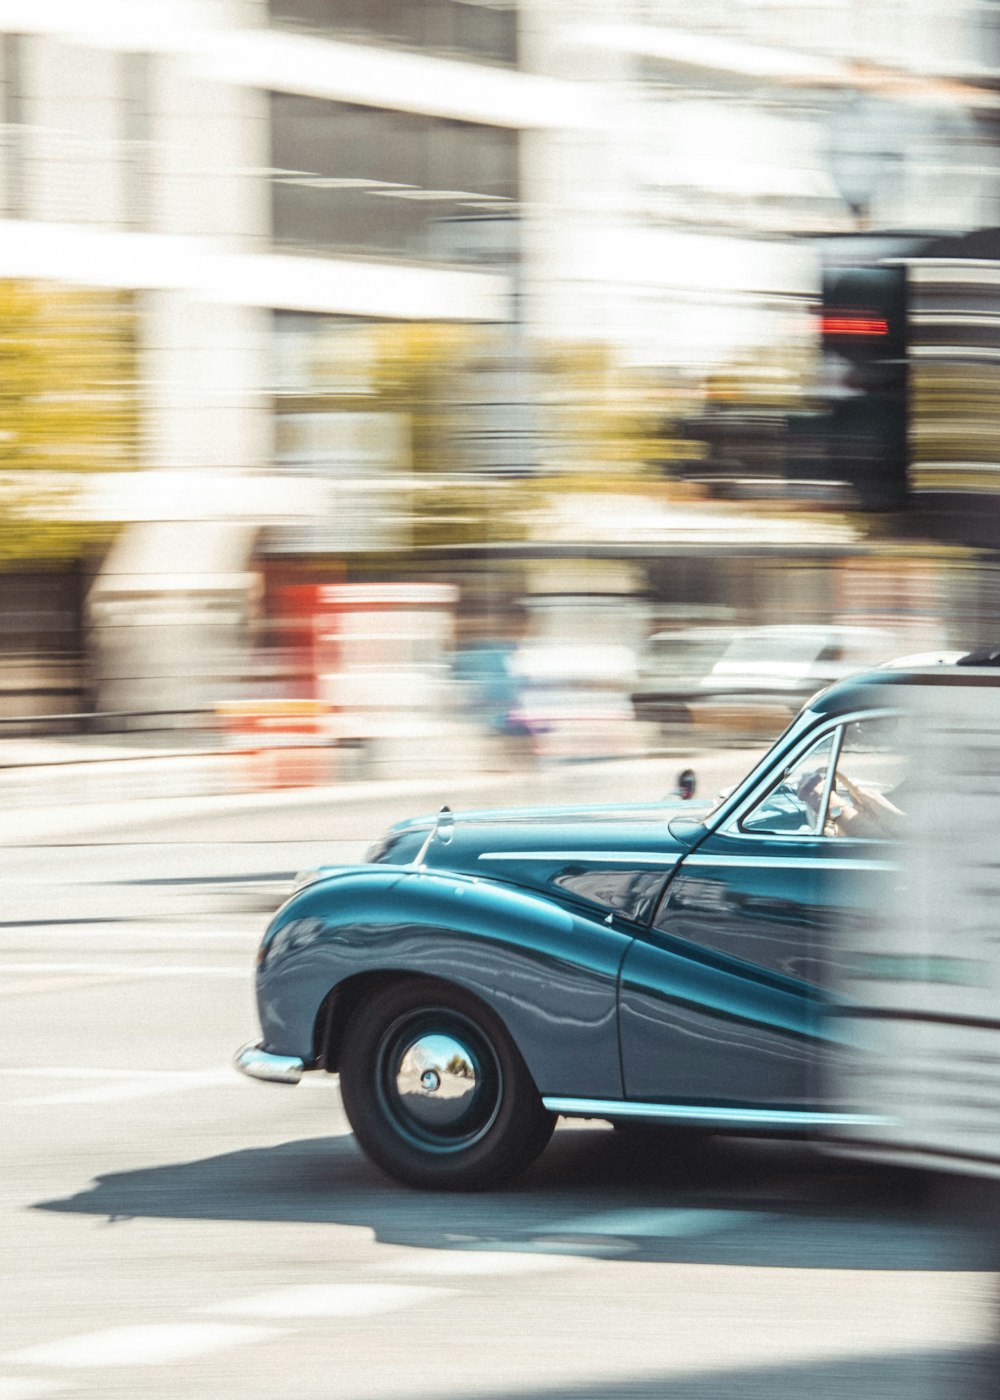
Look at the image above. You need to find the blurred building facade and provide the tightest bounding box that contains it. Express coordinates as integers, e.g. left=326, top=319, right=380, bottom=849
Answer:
left=4, top=2, right=998, bottom=477
left=2, top=0, right=1000, bottom=724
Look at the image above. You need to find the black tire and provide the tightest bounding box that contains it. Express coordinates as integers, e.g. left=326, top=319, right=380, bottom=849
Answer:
left=338, top=978, right=555, bottom=1190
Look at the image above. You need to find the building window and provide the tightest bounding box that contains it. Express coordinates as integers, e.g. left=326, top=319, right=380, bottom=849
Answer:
left=269, top=0, right=518, bottom=69
left=0, top=33, right=25, bottom=219
left=270, top=95, right=519, bottom=265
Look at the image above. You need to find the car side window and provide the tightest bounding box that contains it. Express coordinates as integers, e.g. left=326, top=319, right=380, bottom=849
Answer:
left=738, top=732, right=837, bottom=836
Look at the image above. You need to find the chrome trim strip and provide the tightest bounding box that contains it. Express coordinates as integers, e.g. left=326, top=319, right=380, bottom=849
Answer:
left=234, top=1042, right=305, bottom=1085
left=681, top=854, right=894, bottom=872
left=478, top=852, right=681, bottom=865
left=717, top=829, right=895, bottom=846
left=542, top=1097, right=890, bottom=1128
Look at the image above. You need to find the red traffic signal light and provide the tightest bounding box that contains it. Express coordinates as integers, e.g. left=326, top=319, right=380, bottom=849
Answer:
left=819, top=312, right=890, bottom=337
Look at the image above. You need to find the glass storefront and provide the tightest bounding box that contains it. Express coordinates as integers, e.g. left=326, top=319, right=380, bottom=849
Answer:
left=270, top=311, right=531, bottom=551
left=270, top=313, right=406, bottom=552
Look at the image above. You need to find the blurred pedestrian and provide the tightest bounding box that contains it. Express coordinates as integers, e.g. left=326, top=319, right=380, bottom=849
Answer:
left=451, top=607, right=538, bottom=769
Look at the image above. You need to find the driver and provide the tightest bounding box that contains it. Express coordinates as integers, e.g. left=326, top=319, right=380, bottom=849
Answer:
left=830, top=770, right=905, bottom=838
left=795, top=767, right=904, bottom=838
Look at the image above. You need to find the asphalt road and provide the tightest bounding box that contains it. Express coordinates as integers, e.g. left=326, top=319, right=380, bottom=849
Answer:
left=2, top=758, right=999, bottom=1400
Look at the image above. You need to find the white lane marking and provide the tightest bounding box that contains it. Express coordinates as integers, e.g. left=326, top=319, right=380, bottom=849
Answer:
left=545, top=1208, right=757, bottom=1237
left=2, top=1064, right=337, bottom=1107
left=0, top=1067, right=220, bottom=1079
left=14, top=1068, right=235, bottom=1106
left=376, top=1249, right=573, bottom=1277
left=0, top=962, right=245, bottom=978
left=208, top=1284, right=446, bottom=1319
left=0, top=1380, right=69, bottom=1399
left=5, top=1324, right=280, bottom=1368
left=1, top=928, right=257, bottom=941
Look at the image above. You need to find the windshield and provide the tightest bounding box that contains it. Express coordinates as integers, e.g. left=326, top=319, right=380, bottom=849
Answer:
left=701, top=708, right=822, bottom=823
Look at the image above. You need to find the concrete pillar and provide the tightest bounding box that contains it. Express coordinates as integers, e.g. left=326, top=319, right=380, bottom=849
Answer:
left=140, top=292, right=272, bottom=471
left=21, top=35, right=127, bottom=226
left=140, top=36, right=272, bottom=472
left=149, top=53, right=269, bottom=249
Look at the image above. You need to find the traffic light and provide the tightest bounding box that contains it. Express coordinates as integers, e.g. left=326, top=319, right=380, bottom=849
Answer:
left=819, top=263, right=908, bottom=510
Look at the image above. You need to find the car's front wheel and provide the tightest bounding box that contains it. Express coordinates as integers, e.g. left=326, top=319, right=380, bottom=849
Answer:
left=338, top=978, right=555, bottom=1190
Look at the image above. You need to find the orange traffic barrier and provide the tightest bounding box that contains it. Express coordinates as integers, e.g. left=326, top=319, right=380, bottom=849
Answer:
left=215, top=700, right=334, bottom=790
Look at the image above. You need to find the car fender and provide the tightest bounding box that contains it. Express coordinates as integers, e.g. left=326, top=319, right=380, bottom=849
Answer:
left=256, top=864, right=634, bottom=1100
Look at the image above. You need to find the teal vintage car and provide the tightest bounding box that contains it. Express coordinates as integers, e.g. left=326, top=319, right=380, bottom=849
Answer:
left=236, top=667, right=924, bottom=1190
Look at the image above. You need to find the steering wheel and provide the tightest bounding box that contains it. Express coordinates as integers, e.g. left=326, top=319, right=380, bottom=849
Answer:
left=740, top=778, right=808, bottom=833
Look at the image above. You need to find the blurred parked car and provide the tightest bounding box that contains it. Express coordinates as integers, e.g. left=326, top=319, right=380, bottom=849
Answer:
left=630, top=626, right=735, bottom=724
left=632, top=623, right=895, bottom=735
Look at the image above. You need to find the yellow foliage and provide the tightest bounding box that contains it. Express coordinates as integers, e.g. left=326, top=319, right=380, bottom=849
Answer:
left=0, top=280, right=138, bottom=565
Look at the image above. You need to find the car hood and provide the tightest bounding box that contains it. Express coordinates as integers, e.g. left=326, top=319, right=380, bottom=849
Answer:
left=365, top=799, right=709, bottom=923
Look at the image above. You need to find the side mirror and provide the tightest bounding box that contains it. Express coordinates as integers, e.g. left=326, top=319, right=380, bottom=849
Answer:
left=675, top=768, right=696, bottom=800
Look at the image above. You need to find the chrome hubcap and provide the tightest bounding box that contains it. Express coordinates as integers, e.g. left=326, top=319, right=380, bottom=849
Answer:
left=378, top=1011, right=502, bottom=1151
left=395, top=1032, right=479, bottom=1130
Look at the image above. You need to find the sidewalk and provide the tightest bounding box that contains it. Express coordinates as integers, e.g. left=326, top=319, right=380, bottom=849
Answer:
left=0, top=722, right=759, bottom=845
left=0, top=725, right=496, bottom=842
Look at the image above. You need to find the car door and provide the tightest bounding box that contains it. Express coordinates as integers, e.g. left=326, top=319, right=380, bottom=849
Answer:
left=619, top=712, right=900, bottom=1113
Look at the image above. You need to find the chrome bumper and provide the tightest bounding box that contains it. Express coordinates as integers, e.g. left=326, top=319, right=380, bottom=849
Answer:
left=234, top=1041, right=307, bottom=1085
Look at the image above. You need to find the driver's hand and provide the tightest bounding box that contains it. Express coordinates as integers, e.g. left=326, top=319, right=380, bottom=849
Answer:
left=795, top=771, right=824, bottom=810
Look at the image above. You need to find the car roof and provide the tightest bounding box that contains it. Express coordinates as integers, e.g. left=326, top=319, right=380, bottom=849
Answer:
left=808, top=660, right=1000, bottom=716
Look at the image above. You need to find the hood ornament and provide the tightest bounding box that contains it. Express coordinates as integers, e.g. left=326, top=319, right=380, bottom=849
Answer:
left=412, top=805, right=455, bottom=867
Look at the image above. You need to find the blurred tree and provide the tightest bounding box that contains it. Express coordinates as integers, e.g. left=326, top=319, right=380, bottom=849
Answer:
left=369, top=326, right=746, bottom=546
left=537, top=342, right=687, bottom=487
left=369, top=321, right=537, bottom=548
left=664, top=346, right=822, bottom=497
left=0, top=280, right=138, bottom=566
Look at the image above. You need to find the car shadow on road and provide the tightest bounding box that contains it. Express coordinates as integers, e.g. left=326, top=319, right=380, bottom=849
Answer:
left=33, top=1123, right=998, bottom=1275
left=364, top=1350, right=997, bottom=1400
